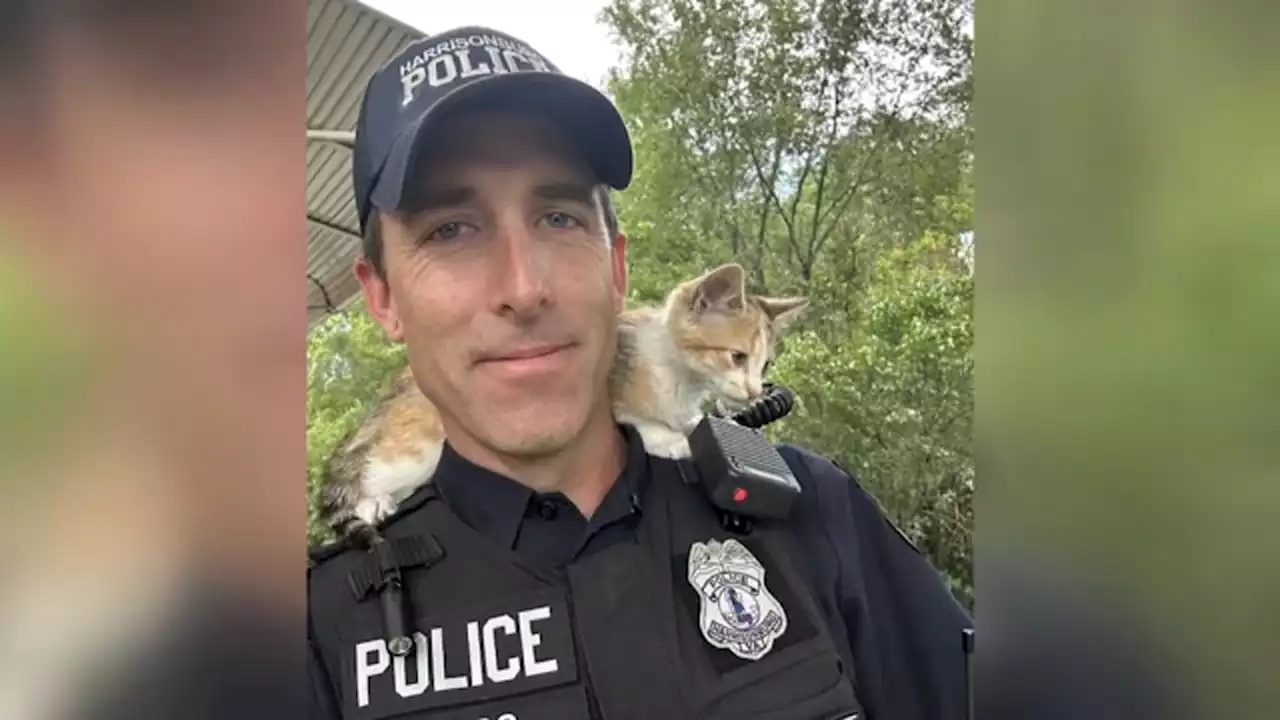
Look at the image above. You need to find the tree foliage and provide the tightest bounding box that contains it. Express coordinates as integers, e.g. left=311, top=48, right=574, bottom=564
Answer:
left=306, top=311, right=405, bottom=547
left=306, top=0, right=973, bottom=607
left=599, top=0, right=974, bottom=605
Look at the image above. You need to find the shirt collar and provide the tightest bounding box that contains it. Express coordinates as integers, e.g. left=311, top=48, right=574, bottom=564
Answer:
left=433, top=423, right=650, bottom=549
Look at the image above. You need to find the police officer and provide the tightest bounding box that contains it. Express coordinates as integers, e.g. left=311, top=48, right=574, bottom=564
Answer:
left=308, top=25, right=974, bottom=720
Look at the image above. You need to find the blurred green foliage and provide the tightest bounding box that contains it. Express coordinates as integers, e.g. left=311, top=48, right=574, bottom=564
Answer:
left=980, top=0, right=1280, bottom=713
left=0, top=241, right=94, bottom=493
left=306, top=0, right=973, bottom=608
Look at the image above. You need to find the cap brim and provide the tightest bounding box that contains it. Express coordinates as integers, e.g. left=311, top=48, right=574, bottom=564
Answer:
left=369, top=72, right=632, bottom=218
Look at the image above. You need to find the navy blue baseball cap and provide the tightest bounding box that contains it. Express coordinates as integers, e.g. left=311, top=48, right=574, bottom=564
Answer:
left=351, top=26, right=633, bottom=233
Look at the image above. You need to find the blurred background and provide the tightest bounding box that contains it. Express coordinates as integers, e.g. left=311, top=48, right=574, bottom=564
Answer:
left=0, top=1, right=306, bottom=718
left=978, top=1, right=1280, bottom=717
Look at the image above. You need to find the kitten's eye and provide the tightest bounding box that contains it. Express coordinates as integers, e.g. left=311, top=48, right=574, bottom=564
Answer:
left=730, top=351, right=749, bottom=368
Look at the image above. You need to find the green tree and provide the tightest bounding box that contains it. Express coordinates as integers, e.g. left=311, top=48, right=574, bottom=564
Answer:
left=306, top=309, right=403, bottom=547
left=768, top=232, right=973, bottom=606
left=602, top=0, right=973, bottom=289
left=599, top=0, right=975, bottom=604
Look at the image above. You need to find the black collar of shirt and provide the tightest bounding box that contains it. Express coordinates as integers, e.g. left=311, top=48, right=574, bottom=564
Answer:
left=433, top=423, right=650, bottom=552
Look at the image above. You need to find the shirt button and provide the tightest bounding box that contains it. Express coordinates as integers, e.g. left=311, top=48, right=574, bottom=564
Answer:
left=536, top=499, right=558, bottom=520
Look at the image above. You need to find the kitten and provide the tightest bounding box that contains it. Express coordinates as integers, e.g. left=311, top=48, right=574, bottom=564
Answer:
left=317, top=263, right=808, bottom=548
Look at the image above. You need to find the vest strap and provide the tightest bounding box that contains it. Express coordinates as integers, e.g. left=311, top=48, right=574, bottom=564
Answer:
left=347, top=533, right=445, bottom=657
left=346, top=534, right=445, bottom=601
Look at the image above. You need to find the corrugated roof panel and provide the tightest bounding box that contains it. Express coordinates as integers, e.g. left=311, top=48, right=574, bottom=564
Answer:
left=307, top=0, right=424, bottom=328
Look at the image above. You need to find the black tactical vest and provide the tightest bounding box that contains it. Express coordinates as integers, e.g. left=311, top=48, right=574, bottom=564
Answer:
left=308, top=456, right=864, bottom=720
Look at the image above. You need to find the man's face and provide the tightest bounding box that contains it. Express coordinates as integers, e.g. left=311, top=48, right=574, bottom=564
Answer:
left=357, top=111, right=628, bottom=462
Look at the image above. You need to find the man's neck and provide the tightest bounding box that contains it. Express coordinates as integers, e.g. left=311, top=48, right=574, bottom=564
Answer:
left=451, top=409, right=628, bottom=519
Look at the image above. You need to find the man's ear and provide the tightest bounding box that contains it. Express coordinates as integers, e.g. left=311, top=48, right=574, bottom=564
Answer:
left=354, top=257, right=403, bottom=341
left=610, top=232, right=629, bottom=311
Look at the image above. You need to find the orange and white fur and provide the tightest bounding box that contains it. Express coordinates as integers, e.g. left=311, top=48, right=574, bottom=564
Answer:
left=318, top=263, right=807, bottom=547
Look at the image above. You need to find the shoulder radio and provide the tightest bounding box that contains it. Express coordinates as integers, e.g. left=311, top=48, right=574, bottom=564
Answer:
left=686, top=383, right=803, bottom=528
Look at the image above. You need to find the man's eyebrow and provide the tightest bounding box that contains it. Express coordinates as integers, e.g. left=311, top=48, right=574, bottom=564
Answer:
left=533, top=182, right=596, bottom=206
left=407, top=185, right=476, bottom=215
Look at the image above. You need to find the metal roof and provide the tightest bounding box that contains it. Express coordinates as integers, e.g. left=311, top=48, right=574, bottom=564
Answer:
left=307, top=0, right=423, bottom=328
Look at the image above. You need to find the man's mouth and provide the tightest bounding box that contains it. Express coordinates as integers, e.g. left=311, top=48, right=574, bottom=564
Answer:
left=475, top=342, right=578, bottom=377
left=480, top=343, right=574, bottom=363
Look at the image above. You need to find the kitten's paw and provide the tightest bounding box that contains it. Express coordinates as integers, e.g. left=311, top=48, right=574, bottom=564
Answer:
left=656, top=436, right=692, bottom=459
left=355, top=495, right=399, bottom=527
left=641, top=429, right=693, bottom=459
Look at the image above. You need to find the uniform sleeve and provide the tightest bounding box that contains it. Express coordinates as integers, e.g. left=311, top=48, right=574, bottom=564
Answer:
left=781, top=446, right=974, bottom=720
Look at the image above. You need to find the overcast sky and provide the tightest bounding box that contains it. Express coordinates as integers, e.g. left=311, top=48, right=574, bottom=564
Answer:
left=360, top=0, right=624, bottom=90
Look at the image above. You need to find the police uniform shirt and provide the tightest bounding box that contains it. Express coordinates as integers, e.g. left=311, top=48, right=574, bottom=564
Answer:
left=308, top=424, right=973, bottom=720
left=430, top=425, right=649, bottom=573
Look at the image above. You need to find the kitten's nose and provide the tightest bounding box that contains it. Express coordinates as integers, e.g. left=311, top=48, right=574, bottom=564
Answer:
left=746, top=379, right=763, bottom=398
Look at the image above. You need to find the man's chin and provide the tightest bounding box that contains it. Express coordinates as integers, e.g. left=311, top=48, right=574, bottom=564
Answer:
left=483, top=425, right=579, bottom=459
left=477, top=406, right=588, bottom=458
left=497, top=434, right=573, bottom=459
left=462, top=381, right=602, bottom=455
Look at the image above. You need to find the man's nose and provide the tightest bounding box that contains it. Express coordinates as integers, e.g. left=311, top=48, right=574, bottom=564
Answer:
left=492, top=221, right=552, bottom=318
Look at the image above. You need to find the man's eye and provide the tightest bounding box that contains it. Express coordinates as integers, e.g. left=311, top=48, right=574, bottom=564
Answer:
left=424, top=222, right=468, bottom=244
left=435, top=222, right=463, bottom=240
left=544, top=211, right=580, bottom=229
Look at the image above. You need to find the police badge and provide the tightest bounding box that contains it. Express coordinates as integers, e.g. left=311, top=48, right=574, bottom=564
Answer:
left=686, top=538, right=788, bottom=661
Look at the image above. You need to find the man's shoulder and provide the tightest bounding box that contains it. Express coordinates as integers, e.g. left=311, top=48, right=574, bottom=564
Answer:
left=307, top=535, right=363, bottom=581
left=772, top=441, right=925, bottom=556
left=772, top=441, right=865, bottom=517
left=307, top=488, right=439, bottom=580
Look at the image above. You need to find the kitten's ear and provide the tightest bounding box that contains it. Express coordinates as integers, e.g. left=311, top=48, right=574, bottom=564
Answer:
left=690, top=263, right=746, bottom=315
left=755, top=296, right=809, bottom=330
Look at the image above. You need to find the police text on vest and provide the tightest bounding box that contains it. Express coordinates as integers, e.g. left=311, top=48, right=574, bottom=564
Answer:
left=354, top=605, right=560, bottom=708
